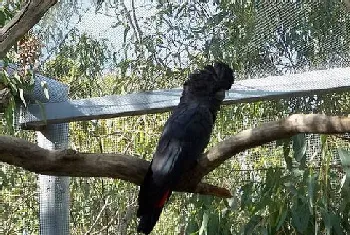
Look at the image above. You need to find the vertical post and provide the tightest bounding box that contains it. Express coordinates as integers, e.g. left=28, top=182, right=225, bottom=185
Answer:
left=32, top=74, right=70, bottom=235
left=1, top=62, right=71, bottom=234
left=37, top=124, right=69, bottom=235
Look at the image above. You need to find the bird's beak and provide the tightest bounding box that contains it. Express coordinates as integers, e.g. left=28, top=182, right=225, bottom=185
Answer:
left=215, top=89, right=226, bottom=100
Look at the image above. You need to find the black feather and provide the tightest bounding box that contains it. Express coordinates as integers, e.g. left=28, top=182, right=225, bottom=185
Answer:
left=137, top=62, right=234, bottom=234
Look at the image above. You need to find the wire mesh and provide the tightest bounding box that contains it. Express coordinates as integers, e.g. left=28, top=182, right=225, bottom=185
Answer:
left=2, top=1, right=350, bottom=235
left=37, top=123, right=69, bottom=235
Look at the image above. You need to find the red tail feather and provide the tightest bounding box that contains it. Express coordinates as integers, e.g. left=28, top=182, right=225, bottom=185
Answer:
left=155, top=190, right=170, bottom=208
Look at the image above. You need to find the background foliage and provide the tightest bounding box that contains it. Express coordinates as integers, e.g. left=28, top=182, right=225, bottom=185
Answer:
left=1, top=1, right=350, bottom=234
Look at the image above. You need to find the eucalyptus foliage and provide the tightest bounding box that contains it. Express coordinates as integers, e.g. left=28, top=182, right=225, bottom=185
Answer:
left=2, top=1, right=350, bottom=235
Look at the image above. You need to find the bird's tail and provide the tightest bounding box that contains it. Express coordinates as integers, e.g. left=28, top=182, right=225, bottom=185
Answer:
left=137, top=208, right=162, bottom=234
left=137, top=189, right=171, bottom=234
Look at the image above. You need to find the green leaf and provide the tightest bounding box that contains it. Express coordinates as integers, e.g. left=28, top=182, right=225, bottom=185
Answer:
left=35, top=100, right=47, bottom=125
left=330, top=213, right=343, bottom=235
left=243, top=215, right=262, bottom=235
left=186, top=217, right=199, bottom=234
left=320, top=134, right=327, bottom=151
left=275, top=207, right=288, bottom=231
left=292, top=134, right=307, bottom=161
left=198, top=195, right=214, bottom=208
left=123, top=24, right=130, bottom=43
left=292, top=134, right=307, bottom=169
left=0, top=10, right=6, bottom=27
left=338, top=148, right=350, bottom=177
left=276, top=138, right=286, bottom=147
left=199, top=210, right=209, bottom=235
left=337, top=148, right=350, bottom=192
left=13, top=73, right=22, bottom=83
left=282, top=138, right=292, bottom=171
left=307, top=174, right=316, bottom=212
left=321, top=209, right=332, bottom=235
left=4, top=96, right=15, bottom=134
left=0, top=166, right=8, bottom=189
left=291, top=202, right=310, bottom=233
left=207, top=213, right=219, bottom=235
left=41, top=81, right=50, bottom=100
left=338, top=148, right=350, bottom=167
left=19, top=88, right=26, bottom=107
left=240, top=183, right=253, bottom=209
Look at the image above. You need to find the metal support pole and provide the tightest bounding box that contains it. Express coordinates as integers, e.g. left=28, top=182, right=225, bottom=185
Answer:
left=32, top=74, right=70, bottom=235
left=1, top=61, right=71, bottom=234
left=37, top=124, right=69, bottom=235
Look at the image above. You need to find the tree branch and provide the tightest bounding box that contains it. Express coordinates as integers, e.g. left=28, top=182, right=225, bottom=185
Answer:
left=0, top=0, right=58, bottom=57
left=192, top=114, right=350, bottom=182
left=1, top=114, right=350, bottom=198
left=0, top=135, right=231, bottom=198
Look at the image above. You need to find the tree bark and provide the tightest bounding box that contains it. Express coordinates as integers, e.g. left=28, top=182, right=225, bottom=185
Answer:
left=191, top=114, right=350, bottom=183
left=0, top=0, right=58, bottom=58
left=0, top=135, right=231, bottom=198
left=1, top=114, right=350, bottom=198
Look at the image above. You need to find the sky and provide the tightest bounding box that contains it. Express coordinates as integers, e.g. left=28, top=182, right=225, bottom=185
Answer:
left=36, top=0, right=301, bottom=75
left=38, top=0, right=219, bottom=71
left=38, top=1, right=160, bottom=63
left=75, top=1, right=157, bottom=48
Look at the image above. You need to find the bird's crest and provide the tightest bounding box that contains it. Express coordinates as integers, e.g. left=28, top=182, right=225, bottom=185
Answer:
left=182, top=62, right=234, bottom=100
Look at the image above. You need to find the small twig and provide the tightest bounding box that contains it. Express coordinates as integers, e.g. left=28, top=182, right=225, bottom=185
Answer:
left=90, top=210, right=119, bottom=235
left=131, top=0, right=143, bottom=42
left=85, top=196, right=111, bottom=235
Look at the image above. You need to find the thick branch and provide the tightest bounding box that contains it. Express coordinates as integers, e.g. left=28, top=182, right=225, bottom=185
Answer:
left=1, top=114, right=350, bottom=198
left=192, top=114, right=350, bottom=182
left=0, top=135, right=231, bottom=198
left=0, top=0, right=57, bottom=57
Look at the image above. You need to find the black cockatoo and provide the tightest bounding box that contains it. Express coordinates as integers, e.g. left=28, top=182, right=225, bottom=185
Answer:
left=137, top=62, right=234, bottom=234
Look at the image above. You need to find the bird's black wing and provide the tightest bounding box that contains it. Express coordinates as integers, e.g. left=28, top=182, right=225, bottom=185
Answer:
left=137, top=102, right=214, bottom=234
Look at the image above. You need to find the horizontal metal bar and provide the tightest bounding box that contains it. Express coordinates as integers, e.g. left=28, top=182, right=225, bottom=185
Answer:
left=20, top=67, right=350, bottom=129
